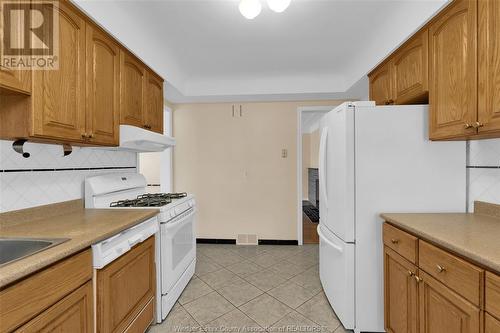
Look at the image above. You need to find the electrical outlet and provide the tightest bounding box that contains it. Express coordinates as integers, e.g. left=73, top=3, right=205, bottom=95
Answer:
left=282, top=148, right=288, bottom=158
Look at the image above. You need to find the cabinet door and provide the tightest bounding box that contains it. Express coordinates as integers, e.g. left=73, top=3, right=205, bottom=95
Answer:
left=428, top=0, right=477, bottom=140
left=392, top=30, right=429, bottom=105
left=0, top=1, right=31, bottom=95
left=478, top=0, right=500, bottom=134
left=144, top=71, right=164, bottom=134
left=120, top=51, right=146, bottom=128
left=16, top=281, right=93, bottom=333
left=369, top=61, right=394, bottom=106
left=418, top=271, right=480, bottom=333
left=485, top=313, right=500, bottom=333
left=97, top=236, right=155, bottom=333
left=384, top=247, right=418, bottom=333
left=31, top=1, right=86, bottom=142
left=86, top=24, right=120, bottom=146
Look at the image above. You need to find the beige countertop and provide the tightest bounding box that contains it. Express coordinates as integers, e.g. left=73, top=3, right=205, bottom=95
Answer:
left=0, top=200, right=159, bottom=288
left=380, top=211, right=500, bottom=274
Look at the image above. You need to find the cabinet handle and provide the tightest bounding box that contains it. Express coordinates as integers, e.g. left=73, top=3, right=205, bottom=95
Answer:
left=391, top=239, right=399, bottom=244
left=414, top=275, right=423, bottom=283
left=385, top=99, right=394, bottom=105
left=472, top=121, right=484, bottom=129
left=88, top=133, right=94, bottom=139
left=81, top=133, right=88, bottom=139
left=464, top=123, right=473, bottom=129
left=436, top=264, right=446, bottom=273
left=408, top=270, right=415, bottom=277
left=240, top=105, right=242, bottom=117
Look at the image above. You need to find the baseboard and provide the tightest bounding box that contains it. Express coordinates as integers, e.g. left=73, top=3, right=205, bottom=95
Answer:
left=196, top=238, right=236, bottom=244
left=258, top=239, right=299, bottom=245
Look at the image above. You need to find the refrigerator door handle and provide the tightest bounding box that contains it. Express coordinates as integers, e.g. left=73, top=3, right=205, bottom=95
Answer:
left=319, top=127, right=329, bottom=207
left=317, top=225, right=343, bottom=254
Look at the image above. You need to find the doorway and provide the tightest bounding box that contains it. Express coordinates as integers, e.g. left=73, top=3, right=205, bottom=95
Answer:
left=296, top=107, right=332, bottom=245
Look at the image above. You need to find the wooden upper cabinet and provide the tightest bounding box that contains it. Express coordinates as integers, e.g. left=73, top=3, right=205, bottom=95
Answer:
left=120, top=51, right=146, bottom=128
left=86, top=24, right=120, bottom=146
left=478, top=0, right=500, bottom=135
left=31, top=1, right=87, bottom=142
left=144, top=70, right=164, bottom=134
left=369, top=61, right=394, bottom=106
left=418, top=270, right=480, bottom=333
left=0, top=68, right=31, bottom=95
left=392, top=30, right=429, bottom=105
left=428, top=0, right=477, bottom=140
left=384, top=247, right=418, bottom=333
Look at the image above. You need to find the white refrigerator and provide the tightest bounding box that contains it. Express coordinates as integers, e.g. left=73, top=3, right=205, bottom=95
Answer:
left=317, top=101, right=466, bottom=333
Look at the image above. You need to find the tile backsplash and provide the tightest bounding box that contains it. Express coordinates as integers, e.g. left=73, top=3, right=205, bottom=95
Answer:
left=467, top=139, right=500, bottom=211
left=0, top=140, right=137, bottom=212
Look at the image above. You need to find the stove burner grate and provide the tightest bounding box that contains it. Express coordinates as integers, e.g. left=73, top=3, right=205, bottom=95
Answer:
left=109, top=192, right=188, bottom=208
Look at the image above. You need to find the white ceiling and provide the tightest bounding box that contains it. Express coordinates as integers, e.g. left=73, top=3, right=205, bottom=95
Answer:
left=74, top=0, right=448, bottom=103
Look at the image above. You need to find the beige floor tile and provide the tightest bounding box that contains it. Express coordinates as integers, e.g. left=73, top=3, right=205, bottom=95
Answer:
left=226, top=260, right=263, bottom=277
left=270, top=261, right=307, bottom=279
left=230, top=246, right=268, bottom=259
left=208, top=252, right=245, bottom=267
left=183, top=292, right=236, bottom=325
left=289, top=269, right=323, bottom=294
left=218, top=279, right=263, bottom=307
left=243, top=269, right=288, bottom=292
left=204, top=309, right=263, bottom=333
left=149, top=303, right=202, bottom=333
left=267, top=281, right=318, bottom=309
left=179, top=277, right=214, bottom=305
left=198, top=268, right=245, bottom=290
left=249, top=253, right=282, bottom=268
left=239, top=294, right=292, bottom=328
left=268, top=311, right=323, bottom=333
left=296, top=292, right=341, bottom=332
left=195, top=256, right=222, bottom=276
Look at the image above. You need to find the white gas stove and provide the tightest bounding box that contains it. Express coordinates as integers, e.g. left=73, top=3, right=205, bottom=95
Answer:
left=85, top=173, right=196, bottom=323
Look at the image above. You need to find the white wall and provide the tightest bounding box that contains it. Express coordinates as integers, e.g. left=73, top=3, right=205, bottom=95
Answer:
left=0, top=140, right=136, bottom=212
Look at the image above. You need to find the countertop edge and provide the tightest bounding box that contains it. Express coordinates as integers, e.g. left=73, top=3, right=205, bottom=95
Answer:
left=380, top=213, right=500, bottom=275
left=0, top=209, right=159, bottom=289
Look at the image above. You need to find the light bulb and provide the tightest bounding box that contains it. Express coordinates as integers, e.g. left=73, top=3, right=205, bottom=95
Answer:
left=267, top=0, right=291, bottom=13
left=239, top=0, right=262, bottom=19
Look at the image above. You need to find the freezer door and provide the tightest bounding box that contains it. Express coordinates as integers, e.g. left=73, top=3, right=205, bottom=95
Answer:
left=319, top=104, right=355, bottom=242
left=318, top=224, right=355, bottom=330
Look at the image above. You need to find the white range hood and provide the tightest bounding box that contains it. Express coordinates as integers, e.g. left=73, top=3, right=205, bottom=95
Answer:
left=118, top=125, right=175, bottom=152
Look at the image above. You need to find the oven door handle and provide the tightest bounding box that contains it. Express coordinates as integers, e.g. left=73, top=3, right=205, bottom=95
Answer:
left=163, top=208, right=195, bottom=230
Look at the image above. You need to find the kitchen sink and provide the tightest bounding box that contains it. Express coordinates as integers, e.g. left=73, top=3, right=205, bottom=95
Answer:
left=0, top=238, right=70, bottom=267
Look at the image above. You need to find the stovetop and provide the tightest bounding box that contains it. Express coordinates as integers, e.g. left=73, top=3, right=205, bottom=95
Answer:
left=109, top=192, right=188, bottom=208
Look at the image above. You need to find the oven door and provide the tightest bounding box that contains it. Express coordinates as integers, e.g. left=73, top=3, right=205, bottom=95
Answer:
left=160, top=207, right=196, bottom=295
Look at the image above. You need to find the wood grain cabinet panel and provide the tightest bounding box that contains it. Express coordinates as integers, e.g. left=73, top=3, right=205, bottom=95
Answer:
left=144, top=70, right=164, bottom=134
left=31, top=1, right=87, bottom=142
left=369, top=61, right=394, bottom=106
left=96, top=236, right=155, bottom=333
left=478, top=0, right=500, bottom=135
left=383, top=223, right=418, bottom=264
left=486, top=272, right=500, bottom=320
left=86, top=23, right=120, bottom=146
left=428, top=0, right=477, bottom=140
left=15, top=281, right=93, bottom=333
left=485, top=313, right=500, bottom=333
left=392, top=30, right=429, bottom=105
left=120, top=51, right=146, bottom=128
left=0, top=67, right=31, bottom=95
left=384, top=247, right=418, bottom=333
left=418, top=271, right=480, bottom=333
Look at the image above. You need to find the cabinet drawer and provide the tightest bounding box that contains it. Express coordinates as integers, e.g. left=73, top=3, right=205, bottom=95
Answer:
left=0, top=249, right=92, bottom=333
left=383, top=223, right=418, bottom=264
left=486, top=272, right=500, bottom=320
left=419, top=240, right=483, bottom=306
left=124, top=297, right=154, bottom=333
left=486, top=313, right=500, bottom=333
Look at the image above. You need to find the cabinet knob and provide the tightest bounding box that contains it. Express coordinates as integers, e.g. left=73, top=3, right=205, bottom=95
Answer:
left=472, top=122, right=484, bottom=129
left=408, top=270, right=415, bottom=277
left=414, top=275, right=423, bottom=283
left=81, top=133, right=88, bottom=139
left=391, top=239, right=399, bottom=244
left=88, top=133, right=94, bottom=139
left=436, top=264, right=446, bottom=273
left=464, top=123, right=473, bottom=129
left=385, top=99, right=395, bottom=105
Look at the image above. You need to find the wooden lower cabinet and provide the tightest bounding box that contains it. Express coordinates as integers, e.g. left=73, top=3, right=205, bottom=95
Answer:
left=384, top=247, right=418, bottom=333
left=485, top=313, right=500, bottom=333
left=418, top=271, right=480, bottom=333
left=16, top=281, right=93, bottom=333
left=96, top=236, right=155, bottom=333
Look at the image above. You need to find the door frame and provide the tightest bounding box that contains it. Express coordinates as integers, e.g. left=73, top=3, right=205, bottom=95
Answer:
left=296, top=106, right=334, bottom=245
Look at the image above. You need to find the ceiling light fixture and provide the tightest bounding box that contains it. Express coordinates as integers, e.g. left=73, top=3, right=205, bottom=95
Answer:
left=239, top=0, right=262, bottom=19
left=267, top=0, right=291, bottom=13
